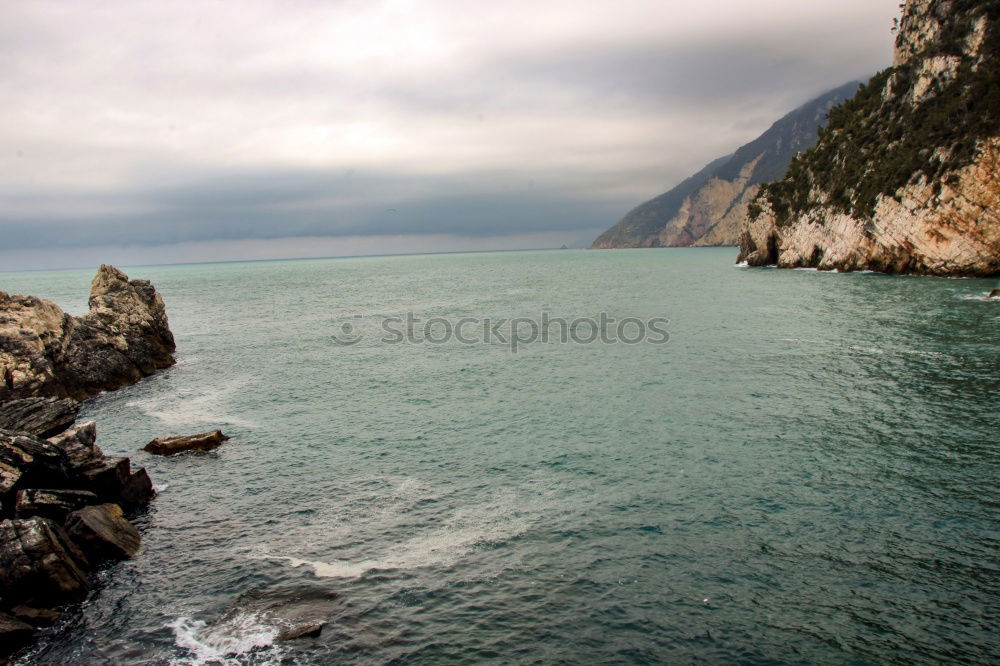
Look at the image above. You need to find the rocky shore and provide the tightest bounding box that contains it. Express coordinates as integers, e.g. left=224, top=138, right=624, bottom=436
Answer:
left=0, top=266, right=174, bottom=662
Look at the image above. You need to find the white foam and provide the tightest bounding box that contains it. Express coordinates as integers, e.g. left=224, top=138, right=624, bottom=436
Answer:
left=168, top=613, right=282, bottom=666
left=130, top=378, right=257, bottom=429
left=958, top=293, right=1000, bottom=301
left=258, top=486, right=532, bottom=580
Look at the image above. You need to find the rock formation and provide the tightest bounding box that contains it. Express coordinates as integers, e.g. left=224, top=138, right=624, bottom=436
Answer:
left=0, top=266, right=175, bottom=661
left=0, top=424, right=155, bottom=659
left=590, top=82, right=861, bottom=249
left=144, top=430, right=231, bottom=455
left=0, top=265, right=176, bottom=402
left=738, top=0, right=1000, bottom=276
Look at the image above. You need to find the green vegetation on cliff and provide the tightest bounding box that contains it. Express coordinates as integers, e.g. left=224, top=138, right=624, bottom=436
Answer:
left=753, top=0, right=1000, bottom=226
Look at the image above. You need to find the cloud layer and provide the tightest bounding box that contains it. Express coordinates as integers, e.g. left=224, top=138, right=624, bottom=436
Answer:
left=1, top=0, right=900, bottom=267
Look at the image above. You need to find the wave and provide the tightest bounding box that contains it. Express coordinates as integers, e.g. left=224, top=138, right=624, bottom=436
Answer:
left=958, top=292, right=1000, bottom=301
left=168, top=614, right=283, bottom=666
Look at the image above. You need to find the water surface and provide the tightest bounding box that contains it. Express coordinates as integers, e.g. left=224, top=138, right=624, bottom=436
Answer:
left=2, top=249, right=997, bottom=664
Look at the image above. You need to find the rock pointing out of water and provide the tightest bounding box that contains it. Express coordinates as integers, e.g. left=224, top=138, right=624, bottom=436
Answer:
left=989, top=289, right=1000, bottom=298
left=144, top=430, right=230, bottom=455
left=0, top=265, right=175, bottom=402
left=64, top=503, right=141, bottom=562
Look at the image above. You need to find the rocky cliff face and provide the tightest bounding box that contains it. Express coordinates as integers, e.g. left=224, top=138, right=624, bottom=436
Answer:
left=0, top=265, right=176, bottom=402
left=590, top=82, right=860, bottom=249
left=0, top=422, right=154, bottom=658
left=739, top=0, right=1000, bottom=276
left=0, top=266, right=173, bottom=660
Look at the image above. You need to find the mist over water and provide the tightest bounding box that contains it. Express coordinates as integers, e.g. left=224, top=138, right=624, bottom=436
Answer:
left=2, top=249, right=997, bottom=665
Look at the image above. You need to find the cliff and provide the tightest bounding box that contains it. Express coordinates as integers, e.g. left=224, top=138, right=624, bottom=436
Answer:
left=0, top=265, right=176, bottom=402
left=738, top=0, right=1000, bottom=276
left=590, top=82, right=860, bottom=249
left=0, top=266, right=174, bottom=659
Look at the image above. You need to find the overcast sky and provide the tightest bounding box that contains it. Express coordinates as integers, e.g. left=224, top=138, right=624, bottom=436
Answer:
left=1, top=0, right=900, bottom=270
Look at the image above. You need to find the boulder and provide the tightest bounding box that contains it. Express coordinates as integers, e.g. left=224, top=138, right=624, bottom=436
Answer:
left=0, top=397, right=80, bottom=438
left=76, top=457, right=132, bottom=501
left=144, top=430, right=230, bottom=455
left=0, top=266, right=175, bottom=402
left=64, top=504, right=141, bottom=562
left=989, top=289, right=1000, bottom=298
left=15, top=488, right=98, bottom=522
left=0, top=517, right=90, bottom=606
left=119, top=467, right=156, bottom=510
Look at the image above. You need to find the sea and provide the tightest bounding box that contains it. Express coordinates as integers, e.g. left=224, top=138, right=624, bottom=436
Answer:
left=1, top=248, right=997, bottom=665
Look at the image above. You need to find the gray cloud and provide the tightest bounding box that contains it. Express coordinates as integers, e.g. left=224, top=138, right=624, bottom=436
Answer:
left=0, top=0, right=902, bottom=265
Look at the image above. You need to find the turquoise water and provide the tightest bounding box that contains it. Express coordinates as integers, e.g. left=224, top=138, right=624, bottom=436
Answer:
left=2, top=248, right=998, bottom=665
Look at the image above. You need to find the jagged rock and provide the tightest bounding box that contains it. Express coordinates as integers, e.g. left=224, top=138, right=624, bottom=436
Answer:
left=64, top=504, right=141, bottom=562
left=15, top=489, right=98, bottom=522
left=989, top=289, right=1000, bottom=298
left=0, top=517, right=90, bottom=606
left=0, top=429, right=69, bottom=498
left=46, top=421, right=102, bottom=471
left=43, top=422, right=154, bottom=510
left=0, top=265, right=175, bottom=402
left=144, top=430, right=230, bottom=455
left=76, top=457, right=132, bottom=501
left=0, top=397, right=80, bottom=438
left=0, top=611, right=34, bottom=655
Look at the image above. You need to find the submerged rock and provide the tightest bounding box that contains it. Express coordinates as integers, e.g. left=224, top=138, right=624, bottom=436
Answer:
left=0, top=517, right=90, bottom=606
left=144, top=430, right=230, bottom=455
left=64, top=504, right=141, bottom=562
left=0, top=265, right=175, bottom=402
left=207, top=586, right=339, bottom=648
left=0, top=398, right=80, bottom=438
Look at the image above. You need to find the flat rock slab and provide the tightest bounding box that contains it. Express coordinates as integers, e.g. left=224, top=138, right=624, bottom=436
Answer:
left=0, top=398, right=80, bottom=439
left=144, top=430, right=230, bottom=455
left=15, top=488, right=99, bottom=522
left=65, top=503, right=141, bottom=562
